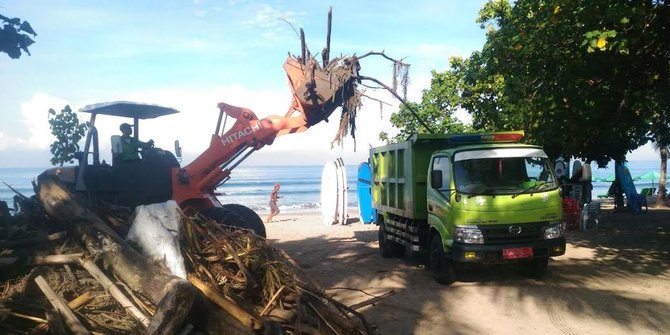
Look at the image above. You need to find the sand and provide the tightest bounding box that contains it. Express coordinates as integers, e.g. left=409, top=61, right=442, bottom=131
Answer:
left=263, top=208, right=670, bottom=335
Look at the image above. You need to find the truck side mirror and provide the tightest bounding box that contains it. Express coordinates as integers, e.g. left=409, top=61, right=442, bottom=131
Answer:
left=174, top=140, right=182, bottom=161
left=431, top=170, right=443, bottom=189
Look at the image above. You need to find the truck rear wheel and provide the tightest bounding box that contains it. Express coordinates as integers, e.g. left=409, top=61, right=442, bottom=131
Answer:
left=378, top=221, right=404, bottom=258
left=429, top=233, right=455, bottom=285
left=221, top=204, right=266, bottom=238
left=521, top=257, right=548, bottom=279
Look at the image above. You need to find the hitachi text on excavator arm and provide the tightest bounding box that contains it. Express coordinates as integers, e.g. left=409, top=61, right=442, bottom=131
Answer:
left=171, top=56, right=360, bottom=210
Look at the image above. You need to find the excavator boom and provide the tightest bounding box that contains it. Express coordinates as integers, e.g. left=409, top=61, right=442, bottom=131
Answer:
left=172, top=56, right=360, bottom=210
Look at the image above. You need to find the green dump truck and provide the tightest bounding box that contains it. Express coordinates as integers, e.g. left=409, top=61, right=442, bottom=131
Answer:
left=371, top=131, right=566, bottom=284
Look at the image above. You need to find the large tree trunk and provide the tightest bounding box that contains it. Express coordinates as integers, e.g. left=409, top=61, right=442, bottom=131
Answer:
left=613, top=159, right=625, bottom=210
left=655, top=146, right=668, bottom=208
left=37, top=176, right=196, bottom=334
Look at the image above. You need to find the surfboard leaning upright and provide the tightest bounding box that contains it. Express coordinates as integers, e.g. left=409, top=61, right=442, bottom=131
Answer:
left=336, top=157, right=348, bottom=225
left=320, top=160, right=339, bottom=225
left=357, top=162, right=375, bottom=224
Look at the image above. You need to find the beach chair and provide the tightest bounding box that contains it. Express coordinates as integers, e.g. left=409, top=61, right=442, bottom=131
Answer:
left=562, top=198, right=580, bottom=230
left=639, top=187, right=656, bottom=209
left=639, top=188, right=656, bottom=197
left=597, top=182, right=617, bottom=199
left=580, top=202, right=601, bottom=231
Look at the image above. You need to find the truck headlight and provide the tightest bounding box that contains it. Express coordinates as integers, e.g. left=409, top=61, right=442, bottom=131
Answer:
left=454, top=227, right=484, bottom=244
left=544, top=223, right=564, bottom=239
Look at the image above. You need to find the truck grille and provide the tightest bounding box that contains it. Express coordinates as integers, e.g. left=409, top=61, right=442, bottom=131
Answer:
left=478, top=222, right=546, bottom=244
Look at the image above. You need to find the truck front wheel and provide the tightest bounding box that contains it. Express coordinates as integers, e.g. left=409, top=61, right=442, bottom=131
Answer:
left=521, top=257, right=549, bottom=279
left=429, top=234, right=456, bottom=285
left=378, top=222, right=404, bottom=258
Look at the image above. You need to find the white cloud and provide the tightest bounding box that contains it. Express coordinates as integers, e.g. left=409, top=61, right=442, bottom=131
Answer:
left=19, top=94, right=71, bottom=149
left=628, top=142, right=659, bottom=161
left=243, top=4, right=296, bottom=29
left=64, top=83, right=399, bottom=166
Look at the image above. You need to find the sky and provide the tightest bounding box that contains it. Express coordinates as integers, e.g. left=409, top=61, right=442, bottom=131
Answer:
left=0, top=0, right=660, bottom=168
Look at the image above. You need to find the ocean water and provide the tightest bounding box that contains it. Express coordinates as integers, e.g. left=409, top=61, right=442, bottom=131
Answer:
left=589, top=160, right=665, bottom=197
left=0, top=165, right=358, bottom=214
left=0, top=160, right=666, bottom=213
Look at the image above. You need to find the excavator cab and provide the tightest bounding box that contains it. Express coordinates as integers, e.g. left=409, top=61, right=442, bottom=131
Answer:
left=69, top=101, right=180, bottom=206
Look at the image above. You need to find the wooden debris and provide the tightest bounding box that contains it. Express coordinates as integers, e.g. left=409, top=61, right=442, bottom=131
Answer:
left=260, top=285, right=286, bottom=316
left=146, top=279, right=196, bottom=335
left=0, top=253, right=82, bottom=268
left=34, top=275, right=90, bottom=335
left=38, top=177, right=196, bottom=333
left=78, top=258, right=150, bottom=328
left=8, top=310, right=47, bottom=323
left=182, top=213, right=371, bottom=334
left=68, top=292, right=93, bottom=310
left=348, top=289, right=396, bottom=311
left=33, top=253, right=83, bottom=265
left=188, top=274, right=261, bottom=330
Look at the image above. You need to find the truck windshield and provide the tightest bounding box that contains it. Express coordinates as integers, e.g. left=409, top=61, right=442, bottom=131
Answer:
left=452, top=148, right=556, bottom=196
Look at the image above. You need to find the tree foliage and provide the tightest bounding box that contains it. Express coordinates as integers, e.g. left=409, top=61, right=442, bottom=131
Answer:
left=0, top=13, right=37, bottom=59
left=473, top=0, right=670, bottom=166
left=386, top=0, right=670, bottom=168
left=48, top=106, right=89, bottom=166
left=380, top=68, right=469, bottom=142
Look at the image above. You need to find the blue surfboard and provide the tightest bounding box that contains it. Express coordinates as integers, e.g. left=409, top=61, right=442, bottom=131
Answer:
left=357, top=162, right=376, bottom=224
left=615, top=162, right=642, bottom=213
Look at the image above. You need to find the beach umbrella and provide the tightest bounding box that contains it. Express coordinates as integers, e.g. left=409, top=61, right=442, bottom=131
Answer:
left=592, top=176, right=606, bottom=182
left=598, top=174, right=642, bottom=183
left=634, top=171, right=666, bottom=188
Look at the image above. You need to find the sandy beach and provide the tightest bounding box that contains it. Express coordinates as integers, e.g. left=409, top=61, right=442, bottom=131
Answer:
left=263, top=207, right=670, bottom=335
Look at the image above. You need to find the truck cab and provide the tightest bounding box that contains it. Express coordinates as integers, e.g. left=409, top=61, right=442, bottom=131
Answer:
left=371, top=131, right=566, bottom=284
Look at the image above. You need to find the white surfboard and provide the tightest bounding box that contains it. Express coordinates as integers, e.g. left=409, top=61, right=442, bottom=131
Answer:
left=336, top=157, right=348, bottom=225
left=334, top=158, right=343, bottom=225
left=321, top=161, right=339, bottom=226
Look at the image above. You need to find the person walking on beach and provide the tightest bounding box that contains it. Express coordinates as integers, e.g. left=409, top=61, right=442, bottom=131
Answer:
left=266, top=183, right=282, bottom=223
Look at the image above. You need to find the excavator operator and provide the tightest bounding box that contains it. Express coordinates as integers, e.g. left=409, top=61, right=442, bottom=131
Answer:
left=118, top=123, right=154, bottom=161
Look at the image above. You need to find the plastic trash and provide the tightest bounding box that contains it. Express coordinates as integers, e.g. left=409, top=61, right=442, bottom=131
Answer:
left=126, top=200, right=186, bottom=278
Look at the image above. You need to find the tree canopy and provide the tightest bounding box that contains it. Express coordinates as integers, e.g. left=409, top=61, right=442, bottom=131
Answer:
left=386, top=0, right=670, bottom=167
left=48, top=106, right=89, bottom=167
left=0, top=13, right=37, bottom=59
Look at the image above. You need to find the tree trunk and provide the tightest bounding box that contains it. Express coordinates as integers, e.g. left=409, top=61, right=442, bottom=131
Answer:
left=37, top=176, right=195, bottom=334
left=613, top=159, right=625, bottom=210
left=655, top=146, right=668, bottom=208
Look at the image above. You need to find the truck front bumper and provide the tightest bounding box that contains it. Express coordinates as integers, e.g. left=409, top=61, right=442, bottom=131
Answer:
left=450, top=237, right=566, bottom=263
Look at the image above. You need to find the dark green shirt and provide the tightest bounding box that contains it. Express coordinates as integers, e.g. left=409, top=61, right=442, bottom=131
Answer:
left=120, top=137, right=147, bottom=160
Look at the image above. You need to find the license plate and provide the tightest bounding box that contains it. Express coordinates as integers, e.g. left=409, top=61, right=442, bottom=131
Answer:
left=502, top=247, right=533, bottom=260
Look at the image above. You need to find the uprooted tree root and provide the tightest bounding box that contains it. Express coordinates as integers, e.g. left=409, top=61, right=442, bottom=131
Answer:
left=283, top=8, right=416, bottom=151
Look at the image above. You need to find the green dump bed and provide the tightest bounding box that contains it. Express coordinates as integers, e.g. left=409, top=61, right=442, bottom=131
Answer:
left=370, top=134, right=451, bottom=220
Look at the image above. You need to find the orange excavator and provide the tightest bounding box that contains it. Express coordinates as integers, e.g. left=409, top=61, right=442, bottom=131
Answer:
left=39, top=56, right=361, bottom=238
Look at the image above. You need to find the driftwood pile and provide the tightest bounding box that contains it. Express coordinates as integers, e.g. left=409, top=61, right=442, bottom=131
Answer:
left=0, top=9, right=413, bottom=334
left=0, top=177, right=373, bottom=334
